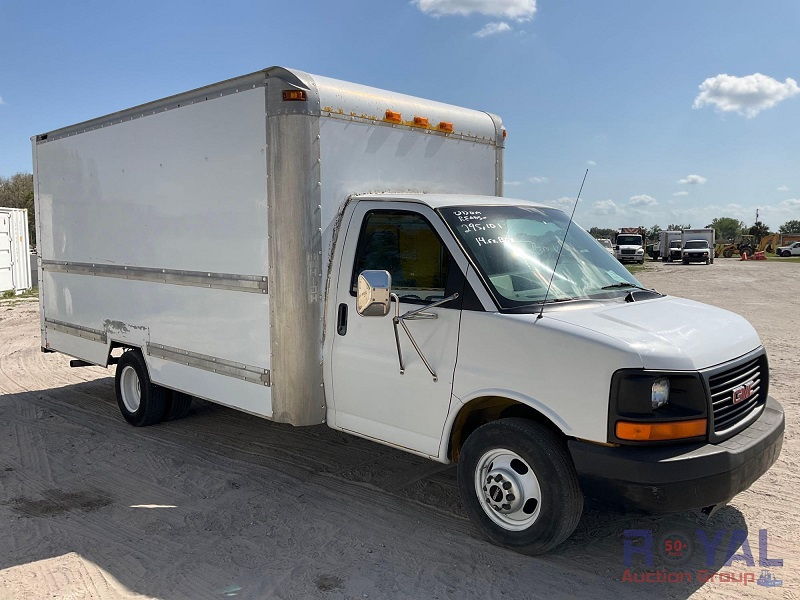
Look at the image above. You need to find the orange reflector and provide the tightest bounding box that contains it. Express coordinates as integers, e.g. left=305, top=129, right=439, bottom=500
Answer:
left=385, top=110, right=402, bottom=123
left=615, top=419, right=707, bottom=441
left=282, top=90, right=307, bottom=101
left=438, top=121, right=454, bottom=133
left=502, top=128, right=508, bottom=138
left=413, top=116, right=429, bottom=127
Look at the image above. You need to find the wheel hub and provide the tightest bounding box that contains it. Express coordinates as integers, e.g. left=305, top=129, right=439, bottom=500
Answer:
left=474, top=448, right=542, bottom=531
left=483, top=468, right=523, bottom=514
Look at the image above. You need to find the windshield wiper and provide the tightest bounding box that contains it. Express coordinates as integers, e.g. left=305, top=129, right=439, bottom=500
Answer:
left=601, top=282, right=654, bottom=292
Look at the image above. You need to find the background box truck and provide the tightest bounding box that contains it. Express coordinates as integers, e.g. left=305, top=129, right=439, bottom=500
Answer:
left=681, top=228, right=716, bottom=264
left=33, top=67, right=783, bottom=554
left=0, top=207, right=32, bottom=294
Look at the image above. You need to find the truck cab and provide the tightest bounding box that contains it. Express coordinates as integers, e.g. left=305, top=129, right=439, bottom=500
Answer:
left=326, top=193, right=783, bottom=553
left=614, top=233, right=645, bottom=263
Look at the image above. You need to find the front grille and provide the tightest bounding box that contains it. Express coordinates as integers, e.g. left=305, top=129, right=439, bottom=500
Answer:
left=620, top=248, right=635, bottom=255
left=708, top=354, right=767, bottom=435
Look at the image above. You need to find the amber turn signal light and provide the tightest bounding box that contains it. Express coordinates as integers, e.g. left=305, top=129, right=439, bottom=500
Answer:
left=615, top=419, right=707, bottom=441
left=282, top=90, right=307, bottom=101
left=413, top=116, right=429, bottom=127
left=438, top=121, right=454, bottom=133
left=385, top=110, right=402, bottom=123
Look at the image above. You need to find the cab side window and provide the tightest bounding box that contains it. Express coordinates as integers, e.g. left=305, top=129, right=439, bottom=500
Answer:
left=351, top=210, right=453, bottom=304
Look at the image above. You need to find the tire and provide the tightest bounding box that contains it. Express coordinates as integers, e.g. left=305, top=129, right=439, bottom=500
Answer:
left=164, top=390, right=193, bottom=421
left=705, top=258, right=710, bottom=265
left=782, top=251, right=791, bottom=257
left=723, top=249, right=733, bottom=258
left=115, top=350, right=167, bottom=426
left=457, top=418, right=583, bottom=555
left=683, top=259, right=689, bottom=265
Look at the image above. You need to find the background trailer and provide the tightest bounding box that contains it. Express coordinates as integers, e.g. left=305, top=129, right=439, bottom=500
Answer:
left=0, top=207, right=32, bottom=294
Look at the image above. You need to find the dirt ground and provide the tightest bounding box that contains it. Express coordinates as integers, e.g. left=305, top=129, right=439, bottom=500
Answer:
left=0, top=258, right=796, bottom=600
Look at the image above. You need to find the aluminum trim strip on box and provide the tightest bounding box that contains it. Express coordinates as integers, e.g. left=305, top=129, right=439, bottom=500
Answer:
left=45, top=318, right=107, bottom=343
left=146, top=342, right=270, bottom=386
left=42, top=260, right=268, bottom=294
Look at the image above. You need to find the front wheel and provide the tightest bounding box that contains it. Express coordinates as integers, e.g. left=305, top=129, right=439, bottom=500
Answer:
left=457, top=418, right=583, bottom=555
left=782, top=251, right=791, bottom=257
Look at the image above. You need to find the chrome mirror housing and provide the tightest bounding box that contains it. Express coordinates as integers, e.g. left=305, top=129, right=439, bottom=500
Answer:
left=356, top=270, right=392, bottom=316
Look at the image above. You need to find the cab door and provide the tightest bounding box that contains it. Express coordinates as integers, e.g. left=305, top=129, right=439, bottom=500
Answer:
left=330, top=202, right=467, bottom=456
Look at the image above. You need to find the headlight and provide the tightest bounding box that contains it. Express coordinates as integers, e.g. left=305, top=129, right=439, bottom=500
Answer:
left=609, top=370, right=708, bottom=444
left=635, top=248, right=644, bottom=254
left=651, top=377, right=669, bottom=409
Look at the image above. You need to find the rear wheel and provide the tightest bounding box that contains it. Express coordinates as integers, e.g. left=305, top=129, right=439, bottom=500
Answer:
left=164, top=390, right=193, bottom=421
left=723, top=248, right=733, bottom=258
left=457, top=418, right=583, bottom=555
left=782, top=250, right=791, bottom=257
left=115, top=350, right=167, bottom=426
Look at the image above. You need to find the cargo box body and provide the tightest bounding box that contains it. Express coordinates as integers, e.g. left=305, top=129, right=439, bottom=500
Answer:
left=0, top=207, right=32, bottom=294
left=32, top=67, right=503, bottom=425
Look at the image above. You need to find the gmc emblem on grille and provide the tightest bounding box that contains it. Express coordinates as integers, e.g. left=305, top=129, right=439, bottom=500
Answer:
left=732, top=381, right=754, bottom=404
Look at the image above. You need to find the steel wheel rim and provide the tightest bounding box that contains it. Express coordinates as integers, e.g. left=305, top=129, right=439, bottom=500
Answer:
left=120, top=365, right=142, bottom=413
left=474, top=448, right=542, bottom=530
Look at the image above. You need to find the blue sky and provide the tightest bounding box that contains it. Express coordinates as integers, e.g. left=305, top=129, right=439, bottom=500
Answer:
left=1, top=0, right=798, bottom=230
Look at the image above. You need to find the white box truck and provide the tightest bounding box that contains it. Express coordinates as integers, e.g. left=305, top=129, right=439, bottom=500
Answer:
left=0, top=207, right=32, bottom=294
left=33, top=67, right=783, bottom=554
left=658, top=230, right=681, bottom=262
left=681, top=228, right=715, bottom=264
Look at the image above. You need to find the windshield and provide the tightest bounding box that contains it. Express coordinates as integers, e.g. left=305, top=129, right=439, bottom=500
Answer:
left=439, top=205, right=643, bottom=310
left=617, top=235, right=642, bottom=245
left=669, top=241, right=681, bottom=248
left=599, top=239, right=613, bottom=249
left=684, top=240, right=708, bottom=249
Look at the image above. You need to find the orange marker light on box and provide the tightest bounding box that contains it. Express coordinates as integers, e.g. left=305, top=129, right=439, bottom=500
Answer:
left=438, top=121, right=454, bottom=133
left=615, top=419, right=707, bottom=441
left=282, top=90, right=307, bottom=101
left=413, top=116, right=429, bottom=128
left=385, top=110, right=402, bottom=123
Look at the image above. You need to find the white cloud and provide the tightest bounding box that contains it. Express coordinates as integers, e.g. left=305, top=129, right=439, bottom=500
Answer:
left=678, top=174, right=707, bottom=185
left=586, top=160, right=597, bottom=166
left=693, top=73, right=800, bottom=118
left=414, top=0, right=537, bottom=21
left=777, top=185, right=789, bottom=192
left=780, top=198, right=800, bottom=209
left=528, top=176, right=548, bottom=183
left=673, top=191, right=689, bottom=197
left=473, top=21, right=512, bottom=37
left=593, top=199, right=617, bottom=215
left=505, top=180, right=523, bottom=186
left=0, top=96, right=5, bottom=105
left=629, top=194, right=658, bottom=207
left=552, top=196, right=575, bottom=209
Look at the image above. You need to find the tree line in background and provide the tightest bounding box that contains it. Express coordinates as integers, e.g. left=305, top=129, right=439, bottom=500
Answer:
left=2, top=170, right=799, bottom=249
left=0, top=173, right=35, bottom=245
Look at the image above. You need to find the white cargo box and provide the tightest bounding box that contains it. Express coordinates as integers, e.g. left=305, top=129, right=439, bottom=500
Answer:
left=0, top=207, right=32, bottom=294
left=33, top=66, right=503, bottom=426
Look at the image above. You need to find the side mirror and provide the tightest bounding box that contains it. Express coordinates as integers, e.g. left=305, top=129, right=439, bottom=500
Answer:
left=356, top=270, right=392, bottom=316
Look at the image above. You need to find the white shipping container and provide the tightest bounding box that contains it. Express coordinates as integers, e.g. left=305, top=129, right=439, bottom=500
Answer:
left=0, top=207, right=32, bottom=294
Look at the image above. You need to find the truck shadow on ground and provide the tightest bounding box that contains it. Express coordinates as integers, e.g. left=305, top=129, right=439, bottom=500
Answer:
left=0, top=378, right=757, bottom=600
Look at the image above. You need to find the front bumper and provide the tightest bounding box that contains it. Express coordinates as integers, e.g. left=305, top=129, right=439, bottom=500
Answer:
left=568, top=397, right=784, bottom=513
left=683, top=253, right=709, bottom=262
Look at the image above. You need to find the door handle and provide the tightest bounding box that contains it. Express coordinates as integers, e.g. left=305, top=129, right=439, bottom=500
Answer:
left=337, top=303, right=348, bottom=336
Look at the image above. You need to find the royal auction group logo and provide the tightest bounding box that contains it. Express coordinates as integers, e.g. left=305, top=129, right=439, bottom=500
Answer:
left=621, top=528, right=783, bottom=586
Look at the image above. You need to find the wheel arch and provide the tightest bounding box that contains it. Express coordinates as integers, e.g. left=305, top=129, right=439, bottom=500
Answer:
left=444, top=394, right=570, bottom=462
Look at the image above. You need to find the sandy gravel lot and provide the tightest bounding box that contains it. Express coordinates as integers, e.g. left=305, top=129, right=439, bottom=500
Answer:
left=0, top=258, right=796, bottom=599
